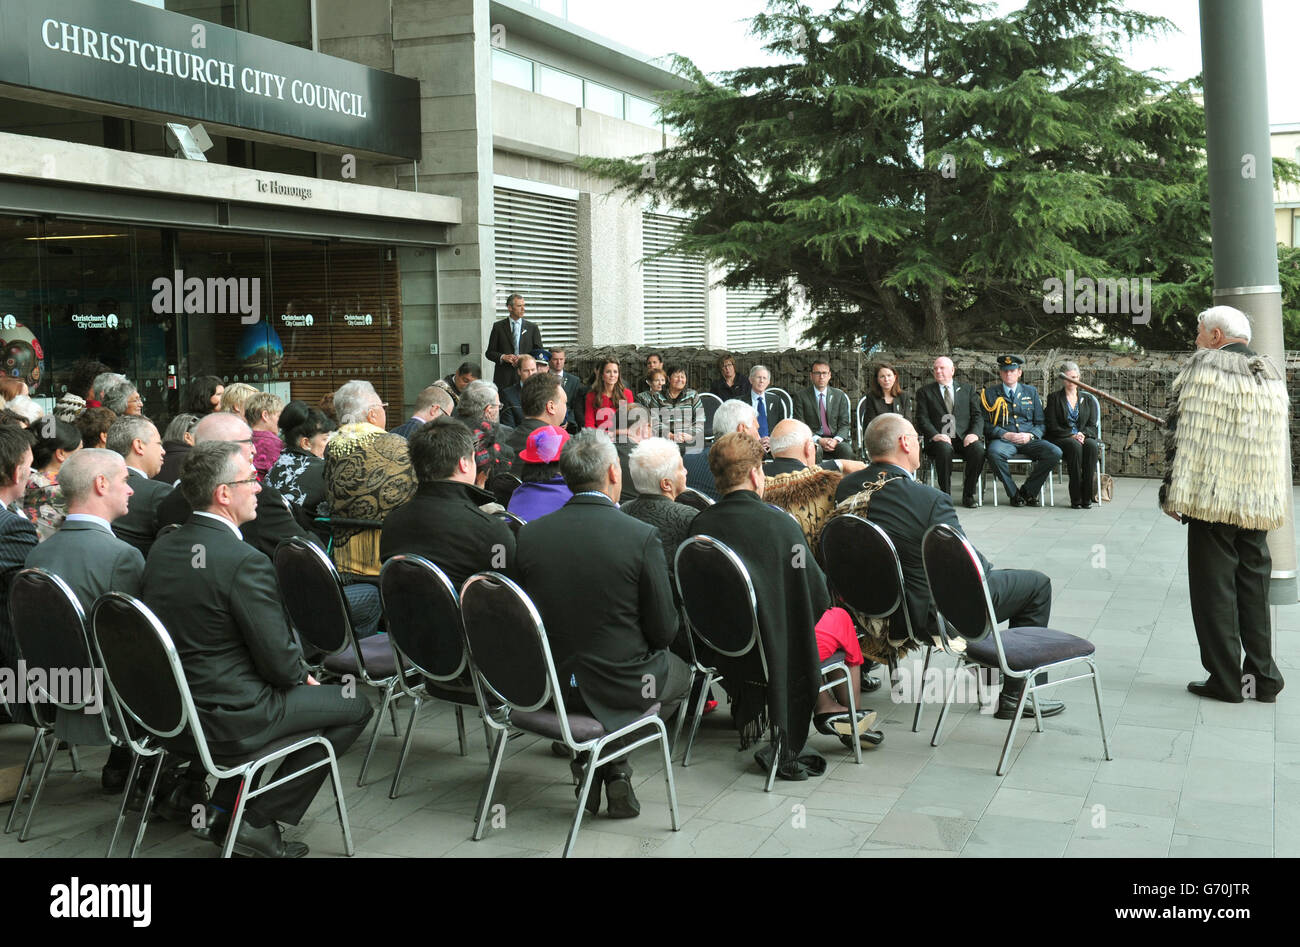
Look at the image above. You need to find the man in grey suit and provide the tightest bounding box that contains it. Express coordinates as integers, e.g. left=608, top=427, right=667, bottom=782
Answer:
left=107, top=415, right=170, bottom=557
left=793, top=360, right=854, bottom=460
left=0, top=425, right=37, bottom=688
left=25, top=449, right=145, bottom=791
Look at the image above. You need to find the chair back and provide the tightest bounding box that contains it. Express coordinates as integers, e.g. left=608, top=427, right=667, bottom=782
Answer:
left=379, top=555, right=467, bottom=683
left=9, top=569, right=94, bottom=712
left=673, top=536, right=765, bottom=675
left=819, top=514, right=918, bottom=641
left=699, top=392, right=723, bottom=441
left=676, top=487, right=714, bottom=512
left=920, top=524, right=997, bottom=648
left=460, top=572, right=558, bottom=715
left=273, top=537, right=354, bottom=657
left=767, top=387, right=794, bottom=421
left=488, top=472, right=523, bottom=506
left=494, top=510, right=526, bottom=534
left=855, top=396, right=871, bottom=450
left=90, top=593, right=191, bottom=747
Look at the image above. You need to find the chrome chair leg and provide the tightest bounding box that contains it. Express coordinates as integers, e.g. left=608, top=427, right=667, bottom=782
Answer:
left=996, top=685, right=1030, bottom=776
left=764, top=730, right=781, bottom=793
left=67, top=744, right=81, bottom=773
left=357, top=683, right=395, bottom=787
left=105, top=750, right=144, bottom=857
left=388, top=695, right=401, bottom=736
left=912, top=646, right=932, bottom=733
left=18, top=731, right=61, bottom=842
left=930, top=661, right=963, bottom=747
left=325, top=744, right=355, bottom=856
left=4, top=728, right=45, bottom=835
left=472, top=730, right=509, bottom=841
left=563, top=740, right=602, bottom=858
left=681, top=670, right=713, bottom=767
left=839, top=664, right=861, bottom=765
left=454, top=705, right=467, bottom=757
left=219, top=772, right=250, bottom=859
left=129, top=752, right=167, bottom=858
left=1090, top=661, right=1112, bottom=761
left=389, top=696, right=423, bottom=800
left=657, top=720, right=680, bottom=832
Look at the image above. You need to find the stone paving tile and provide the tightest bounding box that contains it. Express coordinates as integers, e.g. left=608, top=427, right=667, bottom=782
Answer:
left=985, top=786, right=1087, bottom=823
left=959, top=814, right=1074, bottom=858
left=1173, top=799, right=1273, bottom=847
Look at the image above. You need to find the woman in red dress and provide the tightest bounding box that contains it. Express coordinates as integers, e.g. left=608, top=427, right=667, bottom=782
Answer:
left=584, top=359, right=634, bottom=432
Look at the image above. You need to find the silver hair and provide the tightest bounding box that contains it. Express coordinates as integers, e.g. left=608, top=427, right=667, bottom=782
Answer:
left=559, top=428, right=617, bottom=492
left=100, top=378, right=138, bottom=415
left=1197, top=305, right=1252, bottom=343
left=748, top=363, right=770, bottom=382
left=334, top=380, right=381, bottom=425
left=769, top=419, right=813, bottom=455
left=91, top=372, right=126, bottom=400
left=455, top=380, right=499, bottom=423
left=105, top=415, right=157, bottom=459
left=1059, top=360, right=1080, bottom=376
left=865, top=413, right=912, bottom=460
left=58, top=448, right=125, bottom=506
left=164, top=413, right=200, bottom=442
left=193, top=411, right=252, bottom=444
left=629, top=437, right=682, bottom=495
left=712, top=399, right=757, bottom=436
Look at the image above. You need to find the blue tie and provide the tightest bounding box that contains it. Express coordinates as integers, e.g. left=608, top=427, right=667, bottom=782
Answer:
left=756, top=396, right=769, bottom=437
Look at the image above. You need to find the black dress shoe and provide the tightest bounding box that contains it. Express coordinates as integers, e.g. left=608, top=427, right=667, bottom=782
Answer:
left=101, top=767, right=128, bottom=794
left=1023, top=496, right=1041, bottom=508
left=571, top=759, right=601, bottom=815
left=1071, top=500, right=1082, bottom=509
left=962, top=497, right=979, bottom=509
left=604, top=775, right=641, bottom=819
left=1187, top=680, right=1243, bottom=703
left=1080, top=502, right=1092, bottom=510
left=200, top=809, right=308, bottom=858
left=861, top=674, right=882, bottom=693
left=994, top=694, right=1065, bottom=719
left=1010, top=494, right=1026, bottom=507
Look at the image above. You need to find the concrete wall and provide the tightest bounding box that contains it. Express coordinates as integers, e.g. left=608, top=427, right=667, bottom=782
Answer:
left=579, top=191, right=643, bottom=344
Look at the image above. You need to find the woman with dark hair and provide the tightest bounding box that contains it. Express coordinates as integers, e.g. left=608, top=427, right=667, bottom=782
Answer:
left=861, top=362, right=912, bottom=425
left=660, top=364, right=704, bottom=451
left=1045, top=361, right=1101, bottom=509
left=68, top=359, right=112, bottom=403
left=267, top=400, right=336, bottom=520
left=25, top=419, right=81, bottom=540
left=583, top=358, right=634, bottom=431
left=75, top=406, right=116, bottom=448
left=156, top=413, right=200, bottom=484
left=184, top=375, right=225, bottom=416
left=709, top=353, right=750, bottom=401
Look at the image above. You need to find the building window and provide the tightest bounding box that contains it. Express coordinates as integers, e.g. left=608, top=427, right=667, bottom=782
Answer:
left=492, top=49, right=535, bottom=92
left=1293, top=210, right=1300, bottom=248
left=625, top=96, right=661, bottom=129
left=584, top=81, right=624, bottom=119
left=538, top=65, right=584, bottom=107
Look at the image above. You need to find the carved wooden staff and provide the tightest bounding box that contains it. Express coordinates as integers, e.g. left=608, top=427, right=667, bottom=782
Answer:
left=1059, top=374, right=1165, bottom=426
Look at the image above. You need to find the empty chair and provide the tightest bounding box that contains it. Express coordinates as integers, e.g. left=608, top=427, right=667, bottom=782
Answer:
left=699, top=392, right=724, bottom=442
left=921, top=523, right=1111, bottom=775
left=460, top=571, right=678, bottom=857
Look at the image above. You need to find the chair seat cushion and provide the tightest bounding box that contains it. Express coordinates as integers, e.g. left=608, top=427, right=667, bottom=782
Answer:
left=322, top=634, right=398, bottom=678
left=820, top=649, right=848, bottom=671
left=965, top=626, right=1094, bottom=672
left=511, top=701, right=663, bottom=744
left=425, top=680, right=479, bottom=707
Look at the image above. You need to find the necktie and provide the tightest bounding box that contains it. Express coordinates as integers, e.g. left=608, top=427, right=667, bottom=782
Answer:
left=757, top=396, right=769, bottom=437
left=512, top=319, right=521, bottom=355
left=943, top=385, right=954, bottom=414
left=818, top=392, right=829, bottom=436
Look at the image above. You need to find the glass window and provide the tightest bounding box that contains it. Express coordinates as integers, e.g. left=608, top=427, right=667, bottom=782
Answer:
left=584, top=81, right=624, bottom=119
left=537, top=65, right=583, bottom=106
left=625, top=96, right=661, bottom=128
left=492, top=49, right=535, bottom=92
left=536, top=0, right=567, bottom=17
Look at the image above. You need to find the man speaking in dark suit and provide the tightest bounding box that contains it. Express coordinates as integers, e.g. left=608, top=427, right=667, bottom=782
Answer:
left=915, top=356, right=985, bottom=509
left=514, top=429, right=689, bottom=819
left=838, top=413, right=1064, bottom=720
left=793, top=360, right=853, bottom=460
left=485, top=293, right=543, bottom=391
left=107, top=415, right=171, bottom=556
left=142, top=441, right=373, bottom=857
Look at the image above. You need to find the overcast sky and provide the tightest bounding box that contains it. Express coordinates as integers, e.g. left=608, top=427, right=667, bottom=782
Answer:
left=565, top=0, right=1299, bottom=125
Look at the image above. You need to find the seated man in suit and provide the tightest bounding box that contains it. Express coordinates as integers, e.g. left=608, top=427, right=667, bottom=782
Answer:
left=843, top=413, right=1064, bottom=719
left=549, top=348, right=583, bottom=431
left=793, top=360, right=854, bottom=461
left=915, top=356, right=985, bottom=509
left=380, top=417, right=516, bottom=590
left=684, top=399, right=759, bottom=500
left=391, top=385, right=454, bottom=440
left=0, top=426, right=39, bottom=718
left=107, top=415, right=170, bottom=556
left=142, top=441, right=374, bottom=857
left=504, top=372, right=567, bottom=456
left=979, top=354, right=1062, bottom=507
left=748, top=364, right=786, bottom=452
left=499, top=354, right=537, bottom=428
left=515, top=429, right=690, bottom=818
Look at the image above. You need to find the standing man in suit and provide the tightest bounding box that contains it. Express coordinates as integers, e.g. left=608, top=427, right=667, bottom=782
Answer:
left=143, top=441, right=373, bottom=857
left=915, top=356, right=985, bottom=509
left=0, top=425, right=37, bottom=688
left=549, top=348, right=583, bottom=431
left=515, top=429, right=690, bottom=818
left=486, top=293, right=543, bottom=391
left=391, top=385, right=453, bottom=440
left=748, top=364, right=787, bottom=452
left=499, top=354, right=537, bottom=428
left=844, top=413, right=1064, bottom=719
left=793, top=360, right=853, bottom=461
left=1161, top=306, right=1289, bottom=704
left=980, top=355, right=1062, bottom=506
left=107, top=415, right=170, bottom=556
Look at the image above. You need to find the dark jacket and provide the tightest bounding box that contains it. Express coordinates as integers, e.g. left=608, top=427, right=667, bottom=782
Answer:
left=515, top=492, right=678, bottom=730
left=621, top=494, right=698, bottom=582
left=500, top=383, right=525, bottom=428
left=915, top=381, right=983, bottom=441
left=380, top=480, right=516, bottom=592
left=1044, top=390, right=1100, bottom=442
left=689, top=490, right=824, bottom=755
left=861, top=392, right=912, bottom=427
left=793, top=386, right=852, bottom=443
left=710, top=376, right=751, bottom=402
left=391, top=416, right=427, bottom=440
left=156, top=479, right=317, bottom=561
left=553, top=371, right=583, bottom=429
left=485, top=317, right=543, bottom=390
left=141, top=515, right=311, bottom=752
left=504, top=417, right=549, bottom=456
left=112, top=469, right=173, bottom=557
left=155, top=440, right=191, bottom=485
left=0, top=507, right=39, bottom=670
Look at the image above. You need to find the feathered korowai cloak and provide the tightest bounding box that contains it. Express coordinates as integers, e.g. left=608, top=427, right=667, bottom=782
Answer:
left=762, top=466, right=842, bottom=548
left=1159, top=346, right=1289, bottom=530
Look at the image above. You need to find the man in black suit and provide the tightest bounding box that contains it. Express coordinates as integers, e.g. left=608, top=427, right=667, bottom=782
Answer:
left=485, top=293, right=543, bottom=390
left=915, top=356, right=985, bottom=509
left=381, top=417, right=516, bottom=590
left=793, top=360, right=853, bottom=460
left=499, top=354, right=537, bottom=428
left=515, top=429, right=689, bottom=819
left=505, top=373, right=569, bottom=456
left=550, top=348, right=583, bottom=430
left=391, top=385, right=453, bottom=440
left=0, top=425, right=37, bottom=691
left=747, top=364, right=788, bottom=452
left=142, top=441, right=373, bottom=857
left=845, top=413, right=1064, bottom=719
left=107, top=415, right=170, bottom=556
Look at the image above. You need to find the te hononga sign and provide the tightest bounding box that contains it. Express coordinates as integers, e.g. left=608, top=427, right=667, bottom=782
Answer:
left=0, top=0, right=420, bottom=159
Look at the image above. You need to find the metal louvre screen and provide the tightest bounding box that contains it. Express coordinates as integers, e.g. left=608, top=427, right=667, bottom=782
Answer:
left=643, top=213, right=707, bottom=346
left=494, top=187, right=579, bottom=345
left=726, top=284, right=781, bottom=349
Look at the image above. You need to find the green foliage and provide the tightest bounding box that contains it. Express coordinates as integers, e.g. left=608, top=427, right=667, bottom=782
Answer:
left=581, top=0, right=1299, bottom=353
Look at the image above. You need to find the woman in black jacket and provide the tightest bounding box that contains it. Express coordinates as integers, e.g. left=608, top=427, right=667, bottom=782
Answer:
left=1045, top=361, right=1100, bottom=509
left=266, top=401, right=336, bottom=531
left=861, top=363, right=912, bottom=426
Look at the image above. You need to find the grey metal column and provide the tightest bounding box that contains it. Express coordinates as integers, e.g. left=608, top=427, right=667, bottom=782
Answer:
left=1199, top=0, right=1297, bottom=603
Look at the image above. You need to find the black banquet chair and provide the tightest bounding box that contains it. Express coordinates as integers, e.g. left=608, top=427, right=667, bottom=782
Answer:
left=675, top=487, right=714, bottom=512
left=90, top=592, right=354, bottom=858
left=493, top=510, right=526, bottom=535
left=460, top=571, right=679, bottom=858
left=921, top=523, right=1111, bottom=775
left=487, top=472, right=523, bottom=507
